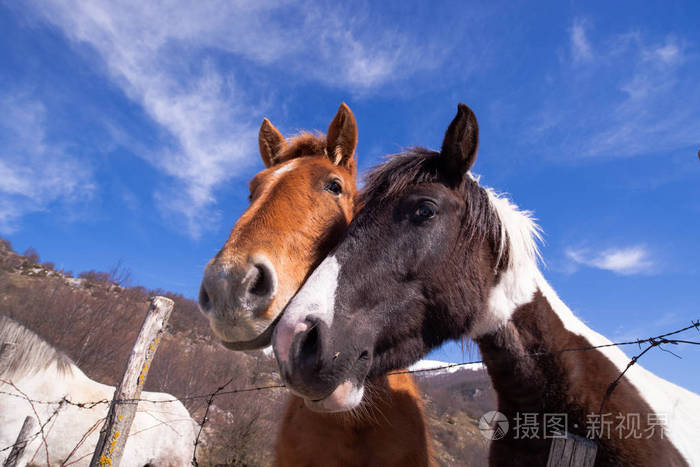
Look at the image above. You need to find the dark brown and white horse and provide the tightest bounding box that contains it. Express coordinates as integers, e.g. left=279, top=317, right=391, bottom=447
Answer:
left=272, top=104, right=700, bottom=465
left=198, top=104, right=433, bottom=466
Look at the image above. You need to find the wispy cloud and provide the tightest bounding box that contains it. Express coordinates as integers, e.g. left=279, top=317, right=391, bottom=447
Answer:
left=23, top=1, right=443, bottom=237
left=530, top=21, right=699, bottom=160
left=566, top=245, right=654, bottom=275
left=0, top=92, right=94, bottom=233
left=569, top=19, right=593, bottom=63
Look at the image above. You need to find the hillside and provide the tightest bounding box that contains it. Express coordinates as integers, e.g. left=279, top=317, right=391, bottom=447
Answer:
left=0, top=238, right=496, bottom=466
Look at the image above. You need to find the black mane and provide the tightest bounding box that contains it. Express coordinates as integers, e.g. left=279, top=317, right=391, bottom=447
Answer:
left=359, top=148, right=444, bottom=204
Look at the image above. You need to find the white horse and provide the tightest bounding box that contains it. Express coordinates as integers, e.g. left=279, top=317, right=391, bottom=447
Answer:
left=0, top=316, right=197, bottom=466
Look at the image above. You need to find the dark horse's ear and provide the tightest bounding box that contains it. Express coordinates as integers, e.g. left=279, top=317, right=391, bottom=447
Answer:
left=258, top=118, right=287, bottom=168
left=440, top=103, right=479, bottom=185
left=326, top=102, right=358, bottom=175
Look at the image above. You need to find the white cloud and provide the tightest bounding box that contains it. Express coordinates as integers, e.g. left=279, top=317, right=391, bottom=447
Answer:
left=588, top=35, right=697, bottom=158
left=0, top=93, right=94, bottom=233
left=642, top=40, right=682, bottom=65
left=566, top=245, right=654, bottom=275
left=570, top=19, right=593, bottom=63
left=23, top=1, right=442, bottom=237
left=530, top=27, right=700, bottom=160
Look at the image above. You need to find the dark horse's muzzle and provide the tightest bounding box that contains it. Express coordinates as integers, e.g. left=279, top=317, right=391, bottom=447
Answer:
left=274, top=312, right=373, bottom=412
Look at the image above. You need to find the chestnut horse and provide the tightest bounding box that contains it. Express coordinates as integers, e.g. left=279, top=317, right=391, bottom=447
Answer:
left=273, top=104, right=700, bottom=466
left=198, top=104, right=432, bottom=465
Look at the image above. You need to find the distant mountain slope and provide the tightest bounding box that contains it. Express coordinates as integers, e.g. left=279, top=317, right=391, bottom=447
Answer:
left=0, top=238, right=284, bottom=465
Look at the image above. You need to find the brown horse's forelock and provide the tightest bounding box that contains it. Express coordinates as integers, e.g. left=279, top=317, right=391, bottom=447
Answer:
left=359, top=148, right=510, bottom=272
left=274, top=131, right=328, bottom=164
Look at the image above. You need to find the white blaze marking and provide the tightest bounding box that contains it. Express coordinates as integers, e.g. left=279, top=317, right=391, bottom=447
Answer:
left=272, top=159, right=298, bottom=177
left=274, top=255, right=340, bottom=362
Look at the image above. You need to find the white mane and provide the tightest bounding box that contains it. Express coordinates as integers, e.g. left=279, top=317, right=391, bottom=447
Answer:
left=483, top=185, right=543, bottom=272
left=467, top=175, right=544, bottom=338
left=0, top=315, right=73, bottom=379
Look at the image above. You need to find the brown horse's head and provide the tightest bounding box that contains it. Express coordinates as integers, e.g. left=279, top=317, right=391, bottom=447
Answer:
left=199, top=104, right=358, bottom=350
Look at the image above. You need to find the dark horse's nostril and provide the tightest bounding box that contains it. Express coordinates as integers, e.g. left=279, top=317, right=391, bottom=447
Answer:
left=248, top=263, right=274, bottom=297
left=198, top=284, right=211, bottom=311
left=299, top=324, right=320, bottom=364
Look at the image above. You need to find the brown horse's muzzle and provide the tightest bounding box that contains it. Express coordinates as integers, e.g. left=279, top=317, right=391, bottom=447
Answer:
left=198, top=254, right=278, bottom=347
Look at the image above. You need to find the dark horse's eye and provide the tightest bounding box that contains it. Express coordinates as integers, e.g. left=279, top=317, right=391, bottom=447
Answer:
left=413, top=202, right=436, bottom=221
left=324, top=180, right=343, bottom=195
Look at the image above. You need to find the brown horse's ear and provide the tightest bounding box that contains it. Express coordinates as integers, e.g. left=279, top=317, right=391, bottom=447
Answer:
left=440, top=103, right=479, bottom=184
left=326, top=103, right=358, bottom=174
left=258, top=118, right=286, bottom=168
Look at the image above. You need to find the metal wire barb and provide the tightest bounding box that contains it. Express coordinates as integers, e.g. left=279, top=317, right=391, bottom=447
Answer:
left=2, top=319, right=698, bottom=461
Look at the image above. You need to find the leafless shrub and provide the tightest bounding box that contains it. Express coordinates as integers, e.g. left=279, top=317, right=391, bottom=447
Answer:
left=0, top=238, right=12, bottom=251
left=108, top=260, right=132, bottom=287
left=22, top=247, right=39, bottom=265
left=78, top=270, right=111, bottom=285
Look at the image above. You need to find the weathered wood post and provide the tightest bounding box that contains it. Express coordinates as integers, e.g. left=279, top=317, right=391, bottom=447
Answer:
left=546, top=432, right=597, bottom=467
left=3, top=416, right=37, bottom=467
left=89, top=296, right=174, bottom=467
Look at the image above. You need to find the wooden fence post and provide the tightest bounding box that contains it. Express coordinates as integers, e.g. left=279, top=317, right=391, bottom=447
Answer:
left=3, top=416, right=37, bottom=467
left=89, top=296, right=174, bottom=467
left=546, top=432, right=597, bottom=467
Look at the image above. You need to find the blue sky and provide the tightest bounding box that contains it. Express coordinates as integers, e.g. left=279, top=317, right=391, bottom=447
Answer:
left=1, top=1, right=699, bottom=391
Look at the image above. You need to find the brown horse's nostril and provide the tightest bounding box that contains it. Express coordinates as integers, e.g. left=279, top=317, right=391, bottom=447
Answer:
left=248, top=262, right=274, bottom=297
left=240, top=259, right=277, bottom=317
left=198, top=257, right=276, bottom=321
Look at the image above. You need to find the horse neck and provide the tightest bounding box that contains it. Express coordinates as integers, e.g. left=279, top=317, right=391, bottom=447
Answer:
left=476, top=267, right=668, bottom=411
left=473, top=271, right=691, bottom=465
left=15, top=360, right=109, bottom=397
left=474, top=286, right=581, bottom=416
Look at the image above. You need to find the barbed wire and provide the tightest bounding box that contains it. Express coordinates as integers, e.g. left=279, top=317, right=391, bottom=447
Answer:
left=1, top=319, right=698, bottom=462
left=191, top=376, right=233, bottom=467
left=390, top=319, right=700, bottom=375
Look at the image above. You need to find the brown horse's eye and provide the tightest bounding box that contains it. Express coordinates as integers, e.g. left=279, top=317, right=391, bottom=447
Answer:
left=413, top=202, right=436, bottom=220
left=324, top=180, right=342, bottom=195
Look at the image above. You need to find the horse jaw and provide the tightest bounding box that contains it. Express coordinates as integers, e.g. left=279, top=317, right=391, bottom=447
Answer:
left=302, top=380, right=365, bottom=413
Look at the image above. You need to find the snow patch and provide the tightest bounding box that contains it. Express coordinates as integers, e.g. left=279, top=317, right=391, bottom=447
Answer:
left=408, top=359, right=485, bottom=376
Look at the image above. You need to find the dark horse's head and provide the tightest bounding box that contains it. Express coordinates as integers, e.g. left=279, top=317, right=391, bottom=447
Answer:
left=272, top=103, right=518, bottom=409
